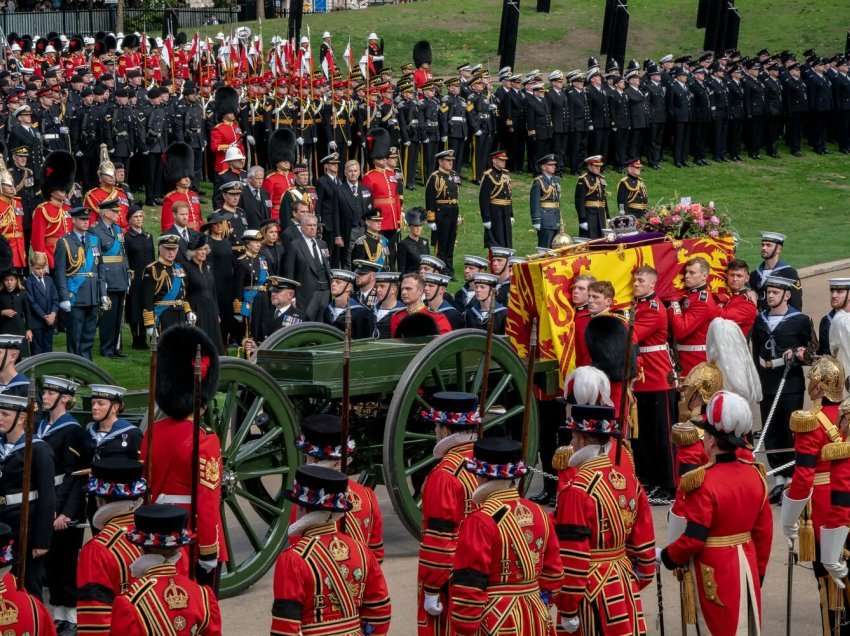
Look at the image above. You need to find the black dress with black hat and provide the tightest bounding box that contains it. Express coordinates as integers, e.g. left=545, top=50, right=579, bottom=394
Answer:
left=207, top=234, right=235, bottom=345
left=185, top=258, right=225, bottom=354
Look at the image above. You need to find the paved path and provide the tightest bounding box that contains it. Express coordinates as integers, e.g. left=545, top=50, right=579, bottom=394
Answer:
left=221, top=266, right=850, bottom=635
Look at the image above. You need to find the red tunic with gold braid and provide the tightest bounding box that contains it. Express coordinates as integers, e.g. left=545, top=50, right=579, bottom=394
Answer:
left=31, top=201, right=72, bottom=269
left=449, top=488, right=562, bottom=635
left=209, top=121, right=244, bottom=174
left=91, top=58, right=107, bottom=79
left=262, top=170, right=296, bottom=215
left=669, top=286, right=720, bottom=376
left=0, top=572, right=56, bottom=635
left=160, top=189, right=203, bottom=233
left=417, top=438, right=477, bottom=636
left=672, top=421, right=708, bottom=487
left=140, top=418, right=228, bottom=565
left=716, top=290, right=757, bottom=338
left=84, top=186, right=130, bottom=229
left=108, top=561, right=222, bottom=636
left=288, top=479, right=385, bottom=563
left=270, top=521, right=392, bottom=635
left=0, top=195, right=26, bottom=268
left=555, top=449, right=656, bottom=636
left=361, top=168, right=402, bottom=232
left=661, top=454, right=773, bottom=636
left=117, top=52, right=142, bottom=78
left=77, top=511, right=143, bottom=636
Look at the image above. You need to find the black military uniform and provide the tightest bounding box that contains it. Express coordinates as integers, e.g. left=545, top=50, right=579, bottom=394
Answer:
left=726, top=68, right=746, bottom=160
left=396, top=208, right=430, bottom=274
left=616, top=161, right=648, bottom=218
left=587, top=74, right=611, bottom=157
left=424, top=272, right=464, bottom=330
left=9, top=150, right=38, bottom=251
left=817, top=279, right=850, bottom=354
left=805, top=62, right=832, bottom=154
left=213, top=164, right=248, bottom=211
left=421, top=83, right=442, bottom=177
left=546, top=74, right=570, bottom=172
left=7, top=106, right=45, bottom=182
left=608, top=83, right=631, bottom=170
left=425, top=150, right=460, bottom=277
left=707, top=66, right=729, bottom=161
left=742, top=64, right=766, bottom=159
left=529, top=155, right=562, bottom=248
left=689, top=69, right=711, bottom=164
left=173, top=82, right=206, bottom=186
left=467, top=79, right=495, bottom=182
left=323, top=270, right=376, bottom=339
left=645, top=67, right=667, bottom=167
left=124, top=210, right=154, bottom=349
left=625, top=73, right=649, bottom=161
left=667, top=70, right=692, bottom=167
left=142, top=235, right=191, bottom=333
left=573, top=158, right=608, bottom=238
left=749, top=232, right=802, bottom=311
left=249, top=276, right=304, bottom=343
left=463, top=273, right=507, bottom=334
left=143, top=88, right=169, bottom=205
left=525, top=84, right=553, bottom=170
left=834, top=61, right=850, bottom=153
left=478, top=152, right=513, bottom=248
left=440, top=81, right=468, bottom=172
left=233, top=237, right=270, bottom=326
left=110, top=89, right=141, bottom=180
left=397, top=85, right=423, bottom=190
left=782, top=64, right=808, bottom=155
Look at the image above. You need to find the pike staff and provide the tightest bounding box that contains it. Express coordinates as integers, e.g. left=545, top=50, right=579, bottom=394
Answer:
left=15, top=380, right=37, bottom=584
left=339, top=304, right=352, bottom=532
left=189, top=345, right=202, bottom=580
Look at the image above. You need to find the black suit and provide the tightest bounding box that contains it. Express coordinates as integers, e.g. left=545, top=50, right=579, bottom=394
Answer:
left=335, top=180, right=371, bottom=268
left=163, top=224, right=200, bottom=264
left=283, top=235, right=331, bottom=321
left=546, top=88, right=569, bottom=171
left=667, top=80, right=692, bottom=165
left=239, top=185, right=272, bottom=229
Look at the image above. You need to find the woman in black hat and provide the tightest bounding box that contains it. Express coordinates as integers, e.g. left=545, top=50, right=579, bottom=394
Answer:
left=202, top=211, right=235, bottom=347
left=184, top=233, right=225, bottom=354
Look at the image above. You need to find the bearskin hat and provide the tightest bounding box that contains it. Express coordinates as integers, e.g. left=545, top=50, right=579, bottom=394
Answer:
left=366, top=127, right=391, bottom=161
left=215, top=86, right=239, bottom=121
left=395, top=312, right=440, bottom=338
left=164, top=142, right=194, bottom=189
left=68, top=34, right=84, bottom=53
left=268, top=128, right=296, bottom=167
left=103, top=34, right=117, bottom=51
left=175, top=32, right=187, bottom=47
left=413, top=40, right=432, bottom=68
left=122, top=33, right=138, bottom=49
left=585, top=314, right=636, bottom=382
left=41, top=151, right=75, bottom=200
left=156, top=325, right=220, bottom=419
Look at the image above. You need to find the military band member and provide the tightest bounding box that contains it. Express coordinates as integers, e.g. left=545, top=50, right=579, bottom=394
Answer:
left=818, top=278, right=850, bottom=354
left=423, top=272, right=463, bottom=330
left=0, top=158, right=26, bottom=271
left=660, top=391, right=772, bottom=636
left=323, top=269, right=376, bottom=339
left=351, top=209, right=389, bottom=267
left=454, top=255, right=488, bottom=310
left=232, top=229, right=269, bottom=331
left=292, top=414, right=385, bottom=561
left=751, top=275, right=815, bottom=499
left=669, top=257, right=720, bottom=376
left=76, top=457, right=145, bottom=636
left=270, top=464, right=391, bottom=635
left=478, top=150, right=513, bottom=248
left=397, top=207, right=430, bottom=274
left=616, top=158, right=648, bottom=218
left=421, top=81, right=442, bottom=176
left=463, top=272, right=507, bottom=334
left=425, top=150, right=461, bottom=277
left=32, top=150, right=74, bottom=270
left=0, top=521, right=55, bottom=633
left=373, top=271, right=404, bottom=338
left=86, top=384, right=142, bottom=463
left=142, top=235, right=193, bottom=337
left=749, top=231, right=803, bottom=311
left=210, top=85, right=244, bottom=174
left=109, top=504, right=222, bottom=635
left=449, top=438, right=562, bottom=635
left=354, top=259, right=382, bottom=309
left=441, top=78, right=469, bottom=171
left=54, top=206, right=107, bottom=360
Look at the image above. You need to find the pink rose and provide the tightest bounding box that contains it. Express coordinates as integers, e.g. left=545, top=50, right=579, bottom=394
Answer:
left=649, top=216, right=661, bottom=225
left=674, top=204, right=684, bottom=213
left=709, top=215, right=720, bottom=224
left=696, top=218, right=706, bottom=228
left=690, top=203, right=702, bottom=214
left=709, top=229, right=719, bottom=238
left=671, top=214, right=681, bottom=223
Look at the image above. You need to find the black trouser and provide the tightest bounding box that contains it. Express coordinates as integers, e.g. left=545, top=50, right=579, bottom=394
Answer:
left=809, top=115, right=827, bottom=153
left=510, top=129, right=526, bottom=173
left=66, top=305, right=98, bottom=360
left=553, top=132, right=569, bottom=172
left=728, top=118, right=743, bottom=158
left=690, top=121, right=707, bottom=161
left=303, top=287, right=330, bottom=322
left=570, top=131, right=588, bottom=173
left=632, top=390, right=676, bottom=490
left=628, top=127, right=645, bottom=161
left=330, top=235, right=350, bottom=269
left=537, top=227, right=557, bottom=249
left=673, top=121, right=690, bottom=164
left=535, top=399, right=565, bottom=498
left=747, top=115, right=764, bottom=157
left=765, top=114, right=782, bottom=155
left=610, top=128, right=628, bottom=168
left=145, top=151, right=164, bottom=203
left=759, top=390, right=802, bottom=477
left=588, top=128, right=609, bottom=158
left=448, top=137, right=466, bottom=177
left=837, top=110, right=850, bottom=152
left=434, top=207, right=459, bottom=275
left=712, top=118, right=728, bottom=159
left=785, top=112, right=803, bottom=153
left=529, top=136, right=552, bottom=173
left=402, top=142, right=419, bottom=189
left=191, top=144, right=204, bottom=185
left=99, top=291, right=125, bottom=356
left=46, top=525, right=85, bottom=608
left=471, top=133, right=492, bottom=182
left=30, top=327, right=54, bottom=354
left=648, top=123, right=664, bottom=165
left=421, top=139, right=437, bottom=181
left=380, top=229, right=399, bottom=270
left=487, top=206, right=513, bottom=248
left=78, top=154, right=97, bottom=191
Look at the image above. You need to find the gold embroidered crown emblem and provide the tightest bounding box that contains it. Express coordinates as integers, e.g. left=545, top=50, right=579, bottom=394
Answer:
left=0, top=598, right=19, bottom=626
left=514, top=502, right=534, bottom=528
left=608, top=469, right=627, bottom=491
left=164, top=578, right=189, bottom=610
left=330, top=536, right=350, bottom=562
left=348, top=490, right=362, bottom=513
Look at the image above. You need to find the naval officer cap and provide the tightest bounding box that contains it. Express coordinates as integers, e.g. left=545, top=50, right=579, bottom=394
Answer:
left=267, top=276, right=300, bottom=291
left=353, top=259, right=382, bottom=274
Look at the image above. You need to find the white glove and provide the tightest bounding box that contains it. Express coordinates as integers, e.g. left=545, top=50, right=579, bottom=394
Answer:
left=825, top=561, right=849, bottom=588
left=510, top=217, right=515, bottom=225
left=441, top=136, right=448, bottom=143
left=423, top=593, right=444, bottom=617
left=75, top=151, right=83, bottom=157
left=532, top=223, right=541, bottom=231
left=198, top=557, right=218, bottom=573
left=429, top=222, right=437, bottom=231
left=296, top=137, right=305, bottom=146
left=247, top=134, right=256, bottom=146
left=561, top=616, right=580, bottom=633
left=312, top=137, right=318, bottom=143
left=234, top=314, right=243, bottom=322
left=346, top=140, right=352, bottom=147
left=329, top=141, right=337, bottom=151
left=404, top=140, right=411, bottom=146
left=187, top=311, right=198, bottom=326
left=59, top=300, right=71, bottom=312
left=475, top=129, right=484, bottom=137
left=655, top=547, right=663, bottom=565
left=482, top=221, right=492, bottom=229
left=579, top=222, right=588, bottom=231
left=146, top=327, right=154, bottom=339
left=100, top=296, right=110, bottom=310
left=59, top=126, right=69, bottom=134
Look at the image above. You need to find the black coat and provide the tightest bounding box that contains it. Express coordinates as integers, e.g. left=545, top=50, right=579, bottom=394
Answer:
left=626, top=86, right=649, bottom=129
left=763, top=77, right=783, bottom=116
left=0, top=437, right=55, bottom=550
left=261, top=242, right=286, bottom=276
left=645, top=81, right=667, bottom=124
left=689, top=80, right=712, bottom=123
left=609, top=90, right=631, bottom=129
left=397, top=235, right=430, bottom=274
left=185, top=260, right=225, bottom=354
left=743, top=75, right=766, bottom=117
left=124, top=228, right=155, bottom=326
left=568, top=89, right=590, bottom=131
left=323, top=300, right=375, bottom=339
left=545, top=89, right=569, bottom=133
left=249, top=293, right=304, bottom=343
left=667, top=81, right=692, bottom=122
left=239, top=184, right=273, bottom=230
left=525, top=96, right=553, bottom=140
left=284, top=235, right=331, bottom=317
left=588, top=86, right=610, bottom=129
left=37, top=414, right=90, bottom=522
left=0, top=288, right=31, bottom=336
left=727, top=79, right=746, bottom=119
left=208, top=235, right=235, bottom=323
left=751, top=308, right=813, bottom=394
left=782, top=76, right=809, bottom=114
left=806, top=72, right=833, bottom=112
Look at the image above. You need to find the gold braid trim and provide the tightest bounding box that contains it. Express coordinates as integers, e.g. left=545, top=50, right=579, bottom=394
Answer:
left=679, top=464, right=708, bottom=493
left=671, top=422, right=701, bottom=447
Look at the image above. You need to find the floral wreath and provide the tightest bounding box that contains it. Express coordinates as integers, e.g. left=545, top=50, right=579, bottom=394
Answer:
left=286, top=482, right=353, bottom=512
left=126, top=528, right=193, bottom=548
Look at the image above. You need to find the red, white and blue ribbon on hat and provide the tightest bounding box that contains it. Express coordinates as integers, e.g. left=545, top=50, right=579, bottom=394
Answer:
left=419, top=408, right=481, bottom=427
left=564, top=415, right=620, bottom=436
left=465, top=458, right=528, bottom=479
left=126, top=528, right=193, bottom=548
left=286, top=481, right=353, bottom=512
left=0, top=540, right=14, bottom=566
left=295, top=436, right=356, bottom=460
left=87, top=476, right=147, bottom=498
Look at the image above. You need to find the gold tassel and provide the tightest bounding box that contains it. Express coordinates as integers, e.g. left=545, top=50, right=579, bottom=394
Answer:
left=829, top=577, right=844, bottom=610
left=821, top=442, right=850, bottom=461
left=682, top=566, right=697, bottom=625
left=551, top=446, right=573, bottom=471
left=798, top=502, right=816, bottom=563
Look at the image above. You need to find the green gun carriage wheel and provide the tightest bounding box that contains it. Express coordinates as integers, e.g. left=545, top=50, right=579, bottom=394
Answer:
left=382, top=329, right=539, bottom=539
left=257, top=321, right=344, bottom=351
left=18, top=352, right=116, bottom=386
left=211, top=357, right=300, bottom=598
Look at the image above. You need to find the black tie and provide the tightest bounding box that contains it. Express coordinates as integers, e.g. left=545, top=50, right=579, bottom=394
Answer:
left=311, top=239, right=321, bottom=264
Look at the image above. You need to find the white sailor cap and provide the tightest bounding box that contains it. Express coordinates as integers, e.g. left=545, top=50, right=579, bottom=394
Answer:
left=330, top=269, right=356, bottom=284
left=829, top=278, right=850, bottom=289
left=509, top=256, right=528, bottom=265
left=419, top=255, right=446, bottom=271
left=548, top=69, right=564, bottom=81
left=473, top=273, right=500, bottom=286
left=368, top=32, right=379, bottom=40
left=84, top=36, right=95, bottom=45
left=760, top=231, right=786, bottom=244
left=463, top=255, right=489, bottom=269
left=41, top=375, right=80, bottom=395
left=423, top=272, right=450, bottom=286
left=374, top=271, right=400, bottom=284
left=0, top=333, right=24, bottom=349
left=498, top=66, right=512, bottom=75
left=89, top=384, right=127, bottom=400
left=490, top=247, right=515, bottom=259
left=659, top=54, right=674, bottom=64
left=0, top=394, right=28, bottom=412
left=764, top=275, right=797, bottom=291
left=10, top=43, right=20, bottom=52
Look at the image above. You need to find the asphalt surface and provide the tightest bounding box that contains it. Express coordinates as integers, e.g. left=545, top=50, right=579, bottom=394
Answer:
left=220, top=265, right=850, bottom=635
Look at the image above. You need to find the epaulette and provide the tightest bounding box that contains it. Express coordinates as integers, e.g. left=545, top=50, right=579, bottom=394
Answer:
left=671, top=422, right=701, bottom=447
left=789, top=409, right=819, bottom=433
left=822, top=442, right=850, bottom=462
left=551, top=445, right=573, bottom=471
left=679, top=464, right=707, bottom=493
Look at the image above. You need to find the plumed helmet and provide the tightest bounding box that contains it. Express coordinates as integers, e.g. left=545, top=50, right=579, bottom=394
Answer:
left=584, top=314, right=636, bottom=382
left=705, top=390, right=753, bottom=444
left=98, top=143, right=115, bottom=178
left=413, top=40, right=432, bottom=68
left=706, top=317, right=762, bottom=403
left=155, top=325, right=220, bottom=419
left=678, top=361, right=723, bottom=420
left=268, top=128, right=296, bottom=167
left=41, top=150, right=76, bottom=200
left=215, top=86, right=239, bottom=120
left=808, top=356, right=845, bottom=404
left=0, top=156, right=14, bottom=190
left=164, top=142, right=194, bottom=189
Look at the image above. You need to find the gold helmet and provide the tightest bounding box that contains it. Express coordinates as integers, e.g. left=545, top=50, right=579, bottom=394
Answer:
left=808, top=355, right=845, bottom=404
left=551, top=223, right=573, bottom=249
left=678, top=361, right=723, bottom=420
left=0, top=156, right=14, bottom=190
left=98, top=143, right=115, bottom=178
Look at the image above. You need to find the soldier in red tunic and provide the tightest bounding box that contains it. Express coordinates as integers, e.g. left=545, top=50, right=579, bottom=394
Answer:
left=0, top=157, right=26, bottom=271
left=417, top=391, right=480, bottom=636
left=555, top=366, right=656, bottom=635
left=76, top=457, right=146, bottom=636
left=262, top=129, right=297, bottom=215
left=84, top=145, right=130, bottom=228
left=117, top=34, right=142, bottom=79
left=362, top=128, right=402, bottom=265
left=0, top=522, right=56, bottom=635
left=209, top=87, right=244, bottom=174
left=140, top=325, right=227, bottom=589
left=449, top=437, right=562, bottom=635
left=716, top=258, right=758, bottom=337
left=569, top=274, right=595, bottom=367
left=270, top=464, right=392, bottom=635
left=413, top=41, right=433, bottom=89
left=31, top=151, right=75, bottom=270
left=660, top=391, right=773, bottom=636
left=109, top=504, right=222, bottom=635
left=160, top=143, right=203, bottom=232
left=669, top=256, right=720, bottom=376
left=289, top=414, right=385, bottom=561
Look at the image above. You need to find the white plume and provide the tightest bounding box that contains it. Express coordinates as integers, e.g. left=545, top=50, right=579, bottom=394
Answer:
left=830, top=311, right=850, bottom=381
left=565, top=366, right=613, bottom=406
left=706, top=317, right=763, bottom=403
left=707, top=390, right=753, bottom=438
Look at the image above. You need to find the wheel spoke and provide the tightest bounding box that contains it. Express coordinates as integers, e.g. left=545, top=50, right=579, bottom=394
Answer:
left=455, top=352, right=465, bottom=391
left=404, top=431, right=437, bottom=441
left=234, top=486, right=286, bottom=516
left=227, top=498, right=262, bottom=552
left=414, top=393, right=432, bottom=411
left=484, top=404, right=524, bottom=431
left=405, top=453, right=440, bottom=477
left=430, top=367, right=446, bottom=392
left=484, top=373, right=513, bottom=412
left=470, top=357, right=486, bottom=395
left=237, top=464, right=290, bottom=480
left=218, top=381, right=239, bottom=437
left=221, top=513, right=236, bottom=573
left=227, top=395, right=265, bottom=458
left=234, top=427, right=283, bottom=465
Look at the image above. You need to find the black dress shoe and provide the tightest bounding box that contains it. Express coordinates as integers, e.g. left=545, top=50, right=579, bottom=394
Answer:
left=768, top=483, right=784, bottom=505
